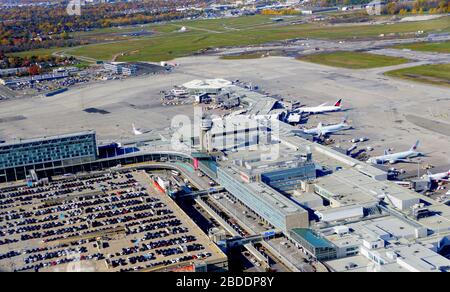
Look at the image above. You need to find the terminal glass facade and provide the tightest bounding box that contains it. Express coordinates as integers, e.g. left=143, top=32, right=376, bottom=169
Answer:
left=0, top=132, right=97, bottom=181
left=217, top=167, right=308, bottom=233
left=290, top=228, right=337, bottom=261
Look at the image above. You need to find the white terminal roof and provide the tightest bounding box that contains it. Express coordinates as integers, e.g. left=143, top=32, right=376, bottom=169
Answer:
left=0, top=131, right=96, bottom=148
left=220, top=164, right=305, bottom=216
left=224, top=143, right=312, bottom=176
left=323, top=217, right=450, bottom=272
left=182, top=78, right=233, bottom=90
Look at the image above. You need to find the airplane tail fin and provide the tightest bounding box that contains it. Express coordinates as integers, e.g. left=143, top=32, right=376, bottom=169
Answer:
left=410, top=140, right=420, bottom=152
left=317, top=122, right=323, bottom=136
left=342, top=115, right=349, bottom=125
left=334, top=99, right=342, bottom=107
left=132, top=123, right=142, bottom=136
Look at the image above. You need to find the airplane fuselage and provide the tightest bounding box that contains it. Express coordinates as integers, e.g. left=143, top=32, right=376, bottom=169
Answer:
left=303, top=123, right=348, bottom=136
left=299, top=106, right=341, bottom=114
left=368, top=150, right=422, bottom=164
left=425, top=171, right=450, bottom=182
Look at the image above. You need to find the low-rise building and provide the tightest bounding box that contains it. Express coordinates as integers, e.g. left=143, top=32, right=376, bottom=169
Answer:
left=0, top=67, right=28, bottom=77
left=104, top=62, right=137, bottom=76
left=290, top=228, right=338, bottom=261
left=0, top=72, right=69, bottom=86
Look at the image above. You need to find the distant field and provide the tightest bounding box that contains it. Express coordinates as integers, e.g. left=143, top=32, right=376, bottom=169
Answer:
left=393, top=41, right=450, bottom=53
left=385, top=64, right=450, bottom=87
left=9, top=15, right=450, bottom=62
left=10, top=47, right=62, bottom=58
left=297, top=51, right=409, bottom=69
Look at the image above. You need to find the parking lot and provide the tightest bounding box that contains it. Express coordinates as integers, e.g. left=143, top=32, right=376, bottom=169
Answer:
left=0, top=170, right=225, bottom=272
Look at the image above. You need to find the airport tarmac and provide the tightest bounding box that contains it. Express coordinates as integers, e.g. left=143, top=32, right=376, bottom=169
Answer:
left=0, top=55, right=449, bottom=170
left=369, top=48, right=450, bottom=64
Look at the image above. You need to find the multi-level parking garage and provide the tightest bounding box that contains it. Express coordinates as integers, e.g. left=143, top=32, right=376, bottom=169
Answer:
left=0, top=170, right=227, bottom=272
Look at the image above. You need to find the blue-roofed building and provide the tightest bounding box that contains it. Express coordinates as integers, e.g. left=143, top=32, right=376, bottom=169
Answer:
left=290, top=228, right=337, bottom=261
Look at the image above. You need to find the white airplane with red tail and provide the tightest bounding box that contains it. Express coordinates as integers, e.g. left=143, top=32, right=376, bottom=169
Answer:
left=297, top=99, right=343, bottom=114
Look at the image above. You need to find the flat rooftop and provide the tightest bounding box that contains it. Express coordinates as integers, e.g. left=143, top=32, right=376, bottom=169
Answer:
left=323, top=216, right=450, bottom=272
left=223, top=143, right=313, bottom=176
left=314, top=169, right=380, bottom=207
left=325, top=255, right=407, bottom=272
left=0, top=130, right=96, bottom=148
left=291, top=228, right=335, bottom=249
left=182, top=79, right=232, bottom=90
left=231, top=86, right=279, bottom=116
left=219, top=164, right=306, bottom=216
left=0, top=170, right=226, bottom=272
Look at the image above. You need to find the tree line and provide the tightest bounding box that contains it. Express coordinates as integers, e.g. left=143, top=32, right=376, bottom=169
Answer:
left=0, top=0, right=205, bottom=54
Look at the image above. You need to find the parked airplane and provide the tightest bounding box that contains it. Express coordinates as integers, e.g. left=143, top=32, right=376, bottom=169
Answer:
left=423, top=169, right=450, bottom=182
left=367, top=141, right=423, bottom=165
left=303, top=116, right=350, bottom=137
left=297, top=99, right=343, bottom=114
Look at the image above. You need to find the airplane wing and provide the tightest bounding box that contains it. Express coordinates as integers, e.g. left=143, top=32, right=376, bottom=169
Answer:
left=395, top=158, right=416, bottom=163
left=318, top=103, right=328, bottom=107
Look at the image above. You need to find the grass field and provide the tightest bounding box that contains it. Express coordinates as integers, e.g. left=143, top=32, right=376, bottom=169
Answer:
left=9, top=15, right=450, bottom=62
left=393, top=41, right=450, bottom=53
left=385, top=63, right=450, bottom=87
left=10, top=47, right=64, bottom=58
left=297, top=51, right=409, bottom=69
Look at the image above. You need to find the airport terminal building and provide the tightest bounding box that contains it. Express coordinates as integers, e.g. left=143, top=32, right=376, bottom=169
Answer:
left=217, top=165, right=310, bottom=233
left=0, top=131, right=97, bottom=182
